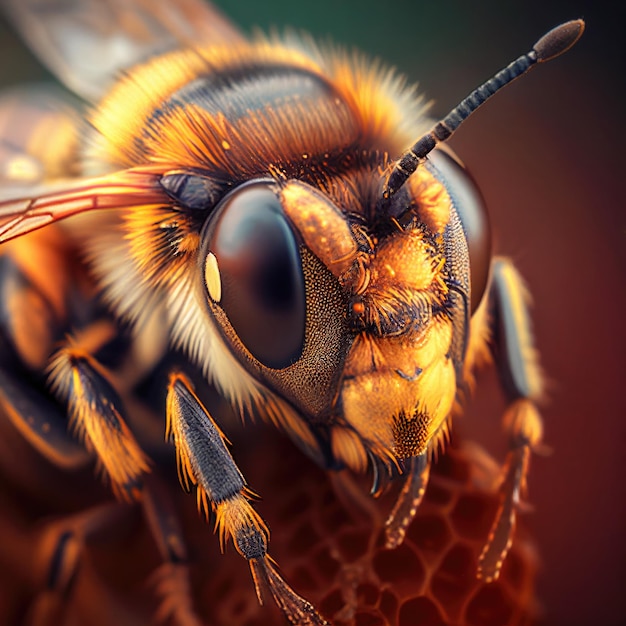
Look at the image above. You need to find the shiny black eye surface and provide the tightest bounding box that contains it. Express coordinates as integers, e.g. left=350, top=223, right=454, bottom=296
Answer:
left=206, top=182, right=305, bottom=369
left=429, top=149, right=492, bottom=313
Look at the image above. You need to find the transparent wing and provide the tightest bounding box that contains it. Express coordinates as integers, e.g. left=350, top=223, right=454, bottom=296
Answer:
left=0, top=168, right=167, bottom=243
left=2, top=0, right=246, bottom=102
left=0, top=87, right=84, bottom=198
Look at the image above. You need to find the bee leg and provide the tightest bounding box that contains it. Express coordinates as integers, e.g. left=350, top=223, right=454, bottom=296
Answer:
left=141, top=474, right=203, bottom=626
left=47, top=333, right=151, bottom=502
left=166, top=371, right=329, bottom=626
left=0, top=253, right=62, bottom=371
left=0, top=255, right=91, bottom=470
left=477, top=257, right=544, bottom=581
left=26, top=502, right=127, bottom=626
left=384, top=452, right=430, bottom=548
left=0, top=366, right=90, bottom=473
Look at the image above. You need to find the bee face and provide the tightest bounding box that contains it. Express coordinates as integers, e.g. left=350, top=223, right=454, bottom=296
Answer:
left=0, top=3, right=583, bottom=624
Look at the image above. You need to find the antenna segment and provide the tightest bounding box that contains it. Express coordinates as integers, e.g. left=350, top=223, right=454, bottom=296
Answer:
left=382, top=19, right=585, bottom=201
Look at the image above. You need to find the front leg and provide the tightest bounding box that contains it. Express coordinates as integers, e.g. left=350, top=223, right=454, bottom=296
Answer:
left=47, top=327, right=151, bottom=501
left=165, top=371, right=328, bottom=626
left=477, top=257, right=544, bottom=581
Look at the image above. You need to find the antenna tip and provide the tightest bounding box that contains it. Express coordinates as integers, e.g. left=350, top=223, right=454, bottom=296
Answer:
left=533, top=19, right=585, bottom=62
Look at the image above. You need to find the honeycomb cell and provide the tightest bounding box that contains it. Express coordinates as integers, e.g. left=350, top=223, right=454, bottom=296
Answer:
left=398, top=597, right=446, bottom=626
left=373, top=543, right=426, bottom=596
left=319, top=588, right=346, bottom=618
left=356, top=582, right=381, bottom=607
left=355, top=611, right=386, bottom=626
left=379, top=589, right=399, bottom=623
left=407, top=513, right=453, bottom=553
left=431, top=544, right=476, bottom=621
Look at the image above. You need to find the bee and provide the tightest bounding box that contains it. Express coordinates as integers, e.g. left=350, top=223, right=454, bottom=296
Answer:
left=0, top=1, right=583, bottom=624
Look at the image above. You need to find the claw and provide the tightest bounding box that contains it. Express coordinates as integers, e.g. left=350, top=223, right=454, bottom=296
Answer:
left=250, top=557, right=329, bottom=626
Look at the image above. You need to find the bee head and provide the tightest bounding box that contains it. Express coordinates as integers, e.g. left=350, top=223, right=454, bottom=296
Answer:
left=168, top=156, right=485, bottom=472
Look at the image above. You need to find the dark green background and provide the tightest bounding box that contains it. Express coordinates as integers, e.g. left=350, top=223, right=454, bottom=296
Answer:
left=0, top=1, right=623, bottom=624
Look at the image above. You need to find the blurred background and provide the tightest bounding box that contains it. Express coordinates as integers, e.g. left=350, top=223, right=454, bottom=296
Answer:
left=0, top=1, right=623, bottom=624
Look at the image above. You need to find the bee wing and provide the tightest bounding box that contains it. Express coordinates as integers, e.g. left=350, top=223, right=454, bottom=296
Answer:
left=0, top=168, right=166, bottom=244
left=0, top=87, right=85, bottom=196
left=2, top=0, right=246, bottom=103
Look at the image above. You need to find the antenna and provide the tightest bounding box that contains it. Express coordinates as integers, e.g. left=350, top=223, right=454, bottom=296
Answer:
left=381, top=19, right=585, bottom=202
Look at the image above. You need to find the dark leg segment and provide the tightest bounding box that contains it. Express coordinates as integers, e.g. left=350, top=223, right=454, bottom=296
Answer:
left=478, top=257, right=544, bottom=581
left=0, top=254, right=59, bottom=371
left=24, top=503, right=127, bottom=626
left=142, top=474, right=203, bottom=626
left=165, top=371, right=328, bottom=626
left=0, top=254, right=89, bottom=470
left=0, top=367, right=88, bottom=470
left=47, top=336, right=150, bottom=501
left=385, top=452, right=431, bottom=549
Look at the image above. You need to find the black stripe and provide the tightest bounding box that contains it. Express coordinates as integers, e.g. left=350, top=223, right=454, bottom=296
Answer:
left=148, top=62, right=338, bottom=127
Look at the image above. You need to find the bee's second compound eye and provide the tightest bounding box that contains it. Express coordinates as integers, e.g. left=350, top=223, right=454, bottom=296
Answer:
left=204, top=182, right=306, bottom=369
left=429, top=150, right=492, bottom=313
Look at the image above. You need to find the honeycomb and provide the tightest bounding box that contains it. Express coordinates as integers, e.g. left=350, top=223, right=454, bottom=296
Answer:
left=201, top=430, right=539, bottom=626
left=0, top=418, right=538, bottom=626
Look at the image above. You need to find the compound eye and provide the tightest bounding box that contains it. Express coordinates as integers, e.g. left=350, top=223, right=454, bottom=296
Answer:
left=205, top=182, right=305, bottom=369
left=429, top=150, right=492, bottom=313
